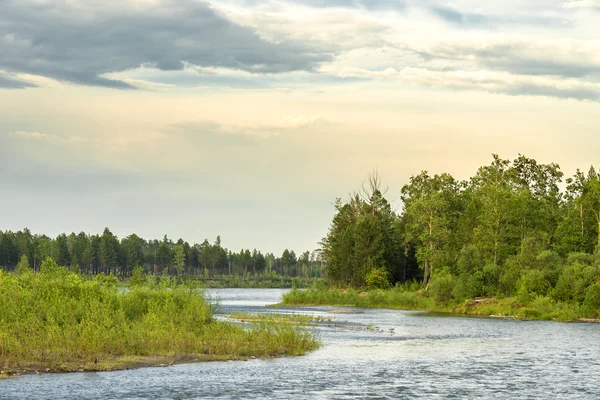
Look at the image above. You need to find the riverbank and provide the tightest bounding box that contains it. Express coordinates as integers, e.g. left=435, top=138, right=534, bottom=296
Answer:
left=280, top=287, right=597, bottom=322
left=1, top=354, right=253, bottom=378
left=116, top=273, right=324, bottom=289
left=0, top=261, right=319, bottom=378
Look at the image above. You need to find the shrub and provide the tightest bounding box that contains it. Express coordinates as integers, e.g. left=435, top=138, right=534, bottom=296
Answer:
left=364, top=267, right=391, bottom=290
left=583, top=284, right=600, bottom=316
left=518, top=269, right=551, bottom=297
left=130, top=266, right=145, bottom=287
left=428, top=270, right=455, bottom=303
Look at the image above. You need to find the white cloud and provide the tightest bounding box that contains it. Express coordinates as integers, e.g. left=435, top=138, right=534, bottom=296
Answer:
left=561, top=0, right=600, bottom=9
left=11, top=130, right=48, bottom=139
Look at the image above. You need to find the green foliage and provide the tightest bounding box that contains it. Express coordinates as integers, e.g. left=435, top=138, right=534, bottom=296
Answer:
left=583, top=283, right=600, bottom=316
left=15, top=254, right=31, bottom=275
left=282, top=287, right=435, bottom=310
left=428, top=270, right=456, bottom=303
left=172, top=244, right=185, bottom=275
left=364, top=266, right=391, bottom=290
left=517, top=269, right=551, bottom=301
left=130, top=266, right=145, bottom=287
left=0, top=263, right=319, bottom=372
left=554, top=262, right=598, bottom=303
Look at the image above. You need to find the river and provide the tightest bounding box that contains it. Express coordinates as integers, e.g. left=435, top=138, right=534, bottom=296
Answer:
left=2, top=288, right=599, bottom=399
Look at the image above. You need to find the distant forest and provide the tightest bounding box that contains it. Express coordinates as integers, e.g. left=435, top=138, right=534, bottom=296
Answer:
left=3, top=154, right=600, bottom=299
left=0, top=229, right=323, bottom=278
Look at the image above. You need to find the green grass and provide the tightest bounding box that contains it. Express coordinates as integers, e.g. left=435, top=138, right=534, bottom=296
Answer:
left=280, top=287, right=594, bottom=322
left=281, top=287, right=436, bottom=310
left=117, top=274, right=324, bottom=289
left=229, top=312, right=332, bottom=326
left=0, top=264, right=319, bottom=376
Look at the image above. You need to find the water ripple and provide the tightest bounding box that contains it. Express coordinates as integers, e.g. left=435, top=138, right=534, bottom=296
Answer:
left=2, top=288, right=599, bottom=400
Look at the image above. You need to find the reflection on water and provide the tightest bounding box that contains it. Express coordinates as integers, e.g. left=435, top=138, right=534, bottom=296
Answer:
left=2, top=288, right=600, bottom=399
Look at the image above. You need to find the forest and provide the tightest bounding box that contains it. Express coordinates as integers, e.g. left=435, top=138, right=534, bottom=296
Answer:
left=317, top=154, right=600, bottom=315
left=0, top=230, right=324, bottom=280
left=2, top=154, right=600, bottom=315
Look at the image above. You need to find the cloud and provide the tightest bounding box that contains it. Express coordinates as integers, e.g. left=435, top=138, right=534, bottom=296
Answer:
left=11, top=130, right=48, bottom=139
left=418, top=39, right=600, bottom=79
left=0, top=0, right=333, bottom=89
left=561, top=0, right=600, bottom=9
left=9, top=130, right=88, bottom=142
left=324, top=65, right=600, bottom=101
left=215, top=1, right=391, bottom=53
left=0, top=72, right=36, bottom=89
left=168, top=121, right=262, bottom=146
left=430, top=6, right=490, bottom=26
left=429, top=6, right=567, bottom=29
left=291, top=0, right=406, bottom=11
left=168, top=115, right=332, bottom=144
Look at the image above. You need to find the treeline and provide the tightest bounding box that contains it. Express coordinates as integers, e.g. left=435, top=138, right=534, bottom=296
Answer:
left=0, top=229, right=324, bottom=278
left=323, top=155, right=600, bottom=301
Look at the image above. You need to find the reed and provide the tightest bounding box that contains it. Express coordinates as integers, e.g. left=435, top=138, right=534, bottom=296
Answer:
left=0, top=258, right=319, bottom=376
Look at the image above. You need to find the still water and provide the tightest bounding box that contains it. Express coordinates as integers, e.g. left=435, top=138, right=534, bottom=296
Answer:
left=2, top=288, right=600, bottom=399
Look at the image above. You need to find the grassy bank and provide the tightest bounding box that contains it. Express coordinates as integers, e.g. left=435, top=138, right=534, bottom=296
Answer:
left=280, top=287, right=599, bottom=322
left=116, top=273, right=324, bottom=289
left=0, top=259, right=319, bottom=377
left=229, top=312, right=332, bottom=326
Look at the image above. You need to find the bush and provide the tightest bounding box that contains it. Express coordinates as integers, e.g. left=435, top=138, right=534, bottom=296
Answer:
left=583, top=284, right=600, bottom=316
left=15, top=255, right=31, bottom=275
left=0, top=259, right=319, bottom=373
left=518, top=269, right=551, bottom=297
left=428, top=270, right=455, bottom=303
left=364, top=267, right=391, bottom=290
left=130, top=266, right=145, bottom=287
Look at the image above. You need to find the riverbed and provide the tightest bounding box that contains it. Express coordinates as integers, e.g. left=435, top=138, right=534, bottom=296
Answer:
left=2, top=288, right=599, bottom=399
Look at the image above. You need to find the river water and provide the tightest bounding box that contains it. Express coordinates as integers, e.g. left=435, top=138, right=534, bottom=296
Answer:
left=2, top=288, right=600, bottom=399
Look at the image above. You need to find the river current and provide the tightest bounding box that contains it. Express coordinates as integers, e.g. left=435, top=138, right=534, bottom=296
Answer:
left=2, top=288, right=599, bottom=399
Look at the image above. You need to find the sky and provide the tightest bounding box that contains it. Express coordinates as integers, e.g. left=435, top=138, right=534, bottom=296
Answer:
left=1, top=0, right=599, bottom=254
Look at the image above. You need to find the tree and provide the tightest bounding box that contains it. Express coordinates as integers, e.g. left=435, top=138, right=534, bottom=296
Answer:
left=322, top=198, right=359, bottom=285
left=156, top=235, right=172, bottom=272
left=52, top=233, right=71, bottom=267
left=15, top=254, right=31, bottom=274
left=567, top=167, right=600, bottom=252
left=0, top=231, right=18, bottom=269
left=199, top=239, right=211, bottom=276
left=172, top=244, right=185, bottom=275
left=99, top=228, right=118, bottom=275
left=122, top=234, right=145, bottom=274
left=401, top=171, right=460, bottom=288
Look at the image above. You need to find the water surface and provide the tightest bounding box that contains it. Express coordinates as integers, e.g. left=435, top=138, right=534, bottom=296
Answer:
left=2, top=288, right=599, bottom=399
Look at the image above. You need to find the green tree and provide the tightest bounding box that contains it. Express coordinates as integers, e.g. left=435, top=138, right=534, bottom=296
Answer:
left=15, top=254, right=32, bottom=275
left=52, top=233, right=71, bottom=267
left=99, top=228, right=118, bottom=275
left=172, top=244, right=185, bottom=275
left=401, top=171, right=460, bottom=288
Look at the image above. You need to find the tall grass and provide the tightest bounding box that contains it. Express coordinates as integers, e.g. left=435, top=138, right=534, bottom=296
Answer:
left=282, top=287, right=435, bottom=310
left=0, top=260, right=319, bottom=374
left=281, top=286, right=594, bottom=322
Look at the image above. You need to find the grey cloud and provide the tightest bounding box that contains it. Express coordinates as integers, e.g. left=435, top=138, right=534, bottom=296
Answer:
left=431, top=72, right=600, bottom=101
left=0, top=0, right=333, bottom=89
left=430, top=5, right=568, bottom=29
left=476, top=52, right=600, bottom=78
left=286, top=0, right=405, bottom=10
left=414, top=43, right=600, bottom=79
left=502, top=82, right=600, bottom=101
left=0, top=73, right=36, bottom=89
left=431, top=6, right=489, bottom=26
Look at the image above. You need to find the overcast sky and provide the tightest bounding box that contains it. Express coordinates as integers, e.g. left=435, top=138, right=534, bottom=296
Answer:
left=1, top=0, right=599, bottom=254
